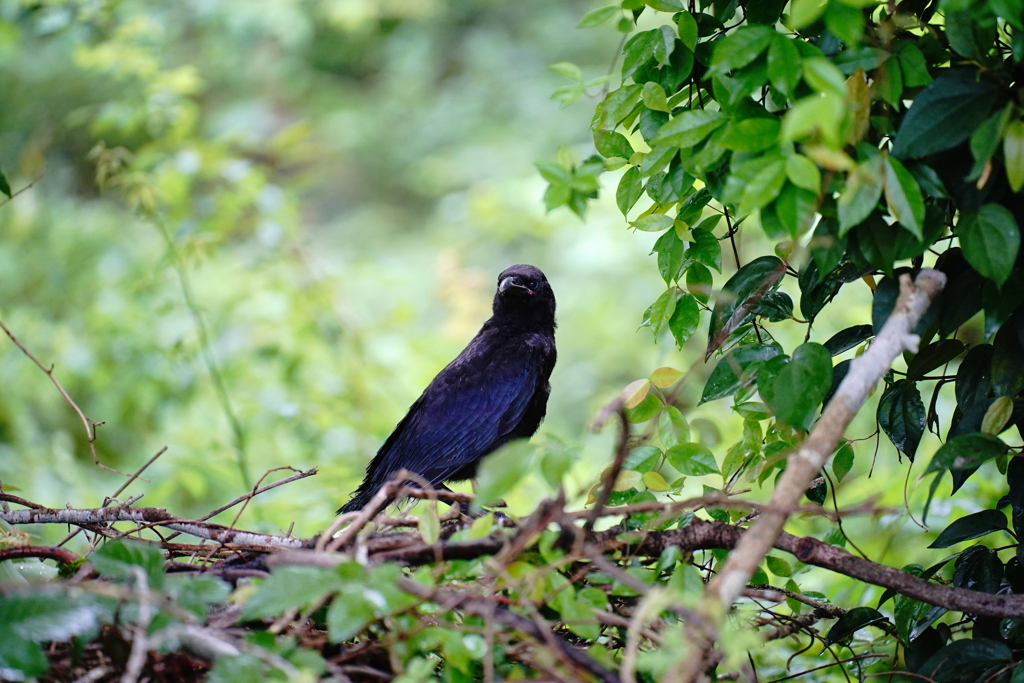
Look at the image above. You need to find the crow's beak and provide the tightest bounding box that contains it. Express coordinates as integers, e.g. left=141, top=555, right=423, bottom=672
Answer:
left=499, top=276, right=531, bottom=295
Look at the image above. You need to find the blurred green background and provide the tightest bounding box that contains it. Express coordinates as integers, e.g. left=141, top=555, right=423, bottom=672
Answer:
left=0, top=0, right=1008, bottom=591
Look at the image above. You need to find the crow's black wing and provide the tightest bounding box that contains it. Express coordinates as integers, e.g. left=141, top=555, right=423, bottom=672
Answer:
left=371, top=334, right=550, bottom=486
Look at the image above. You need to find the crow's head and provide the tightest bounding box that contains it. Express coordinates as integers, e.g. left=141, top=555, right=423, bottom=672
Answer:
left=493, top=264, right=556, bottom=326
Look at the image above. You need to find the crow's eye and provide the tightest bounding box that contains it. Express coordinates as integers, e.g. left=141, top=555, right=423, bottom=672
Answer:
left=529, top=279, right=539, bottom=290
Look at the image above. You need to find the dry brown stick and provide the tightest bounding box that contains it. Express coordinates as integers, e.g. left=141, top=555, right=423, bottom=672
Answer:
left=585, top=407, right=630, bottom=533
left=163, top=466, right=317, bottom=543
left=0, top=545, right=80, bottom=565
left=0, top=316, right=129, bottom=476
left=57, top=445, right=172, bottom=549
left=707, top=270, right=946, bottom=608
left=0, top=505, right=305, bottom=549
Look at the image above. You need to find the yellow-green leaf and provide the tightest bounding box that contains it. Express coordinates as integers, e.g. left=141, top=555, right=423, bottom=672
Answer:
left=642, top=471, right=669, bottom=491
left=1004, top=120, right=1024, bottom=193
left=982, top=396, right=1014, bottom=436
left=651, top=366, right=683, bottom=388
left=622, top=378, right=652, bottom=409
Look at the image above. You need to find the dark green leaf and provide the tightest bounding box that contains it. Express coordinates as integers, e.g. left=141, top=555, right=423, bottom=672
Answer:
left=955, top=344, right=994, bottom=411
left=832, top=441, right=855, bottom=482
left=0, top=167, right=10, bottom=199
left=707, top=25, right=774, bottom=77
left=877, top=380, right=925, bottom=460
left=757, top=342, right=833, bottom=430
left=906, top=340, right=966, bottom=381
left=925, top=433, right=1008, bottom=475
left=894, top=40, right=931, bottom=88
left=598, top=84, right=643, bottom=128
left=968, top=104, right=1012, bottom=180
left=953, top=546, right=1004, bottom=594
left=623, top=29, right=662, bottom=79
left=883, top=156, right=924, bottom=240
left=929, top=510, right=1008, bottom=548
left=992, top=316, right=1024, bottom=397
left=823, top=325, right=873, bottom=356
left=706, top=256, right=786, bottom=358
left=958, top=204, right=1021, bottom=287
left=677, top=187, right=712, bottom=225
left=700, top=342, right=783, bottom=404
left=754, top=290, right=792, bottom=322
left=623, top=445, right=662, bottom=473
left=669, top=292, right=700, bottom=347
left=767, top=34, right=801, bottom=98
left=891, top=71, right=999, bottom=159
left=823, top=607, right=887, bottom=646
left=654, top=229, right=686, bottom=284
left=833, top=47, right=884, bottom=75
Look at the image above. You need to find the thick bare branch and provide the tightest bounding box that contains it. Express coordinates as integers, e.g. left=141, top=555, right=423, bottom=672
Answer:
left=707, top=269, right=946, bottom=607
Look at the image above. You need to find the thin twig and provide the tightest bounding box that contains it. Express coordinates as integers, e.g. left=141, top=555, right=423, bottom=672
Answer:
left=0, top=316, right=129, bottom=476
left=0, top=166, right=46, bottom=210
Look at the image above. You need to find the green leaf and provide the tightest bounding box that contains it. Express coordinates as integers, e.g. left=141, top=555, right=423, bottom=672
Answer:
left=773, top=183, right=817, bottom=237
left=700, top=342, right=783, bottom=404
left=838, top=155, right=884, bottom=235
left=617, top=166, right=643, bottom=215
left=594, top=130, right=633, bottom=159
left=736, top=157, right=788, bottom=215
left=874, top=55, right=903, bottom=106
left=823, top=325, right=873, bottom=356
left=708, top=25, right=774, bottom=77
left=824, top=607, right=887, bottom=646
left=785, top=154, right=820, bottom=193
left=687, top=226, right=721, bottom=272
left=666, top=442, right=719, bottom=475
left=832, top=442, right=855, bottom=482
left=642, top=82, right=670, bottom=112
left=0, top=632, right=48, bottom=679
left=982, top=396, right=1014, bottom=436
left=892, top=71, right=999, bottom=159
left=883, top=156, right=924, bottom=240
left=959, top=204, right=1021, bottom=287
left=632, top=213, right=675, bottom=232
left=676, top=11, right=698, bottom=51
left=669, top=292, right=700, bottom=347
left=165, top=574, right=232, bottom=618
left=659, top=406, right=690, bottom=448
left=906, top=339, right=966, bottom=381
left=548, top=62, right=583, bottom=82
left=925, top=433, right=1008, bottom=475
left=781, top=91, right=845, bottom=147
left=241, top=566, right=342, bottom=620
left=326, top=587, right=377, bottom=642
left=765, top=555, right=791, bottom=577
left=577, top=5, right=619, bottom=28
left=655, top=229, right=685, bottom=283
left=1004, top=120, right=1024, bottom=193
left=653, top=109, right=728, bottom=148
left=474, top=441, right=535, bottom=508
left=917, top=640, right=1012, bottom=683
left=969, top=104, right=1012, bottom=180
left=0, top=167, right=10, bottom=199
left=686, top=262, right=713, bottom=304
left=824, top=2, right=864, bottom=45
left=767, top=34, right=801, bottom=98
left=929, top=510, right=1008, bottom=549
left=757, top=342, right=833, bottom=430
left=598, top=84, right=643, bottom=128
left=894, top=41, right=931, bottom=88
left=91, top=540, right=165, bottom=590
left=801, top=57, right=846, bottom=95
left=0, top=593, right=108, bottom=643
left=719, top=117, right=780, bottom=152
left=208, top=655, right=264, bottom=683
left=876, top=380, right=925, bottom=461
left=622, top=27, right=675, bottom=79
left=707, top=256, right=786, bottom=357
left=649, top=288, right=678, bottom=335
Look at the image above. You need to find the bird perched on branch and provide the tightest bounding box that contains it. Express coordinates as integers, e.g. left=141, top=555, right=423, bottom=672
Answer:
left=339, top=264, right=557, bottom=514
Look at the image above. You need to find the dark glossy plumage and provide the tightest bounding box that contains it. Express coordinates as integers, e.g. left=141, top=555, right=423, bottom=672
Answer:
left=339, top=264, right=557, bottom=513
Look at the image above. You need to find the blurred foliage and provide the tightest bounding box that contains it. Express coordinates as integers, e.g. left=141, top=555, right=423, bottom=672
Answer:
left=2, top=0, right=1024, bottom=681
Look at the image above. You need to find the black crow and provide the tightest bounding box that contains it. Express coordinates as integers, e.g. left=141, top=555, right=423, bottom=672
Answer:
left=339, top=264, right=557, bottom=513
